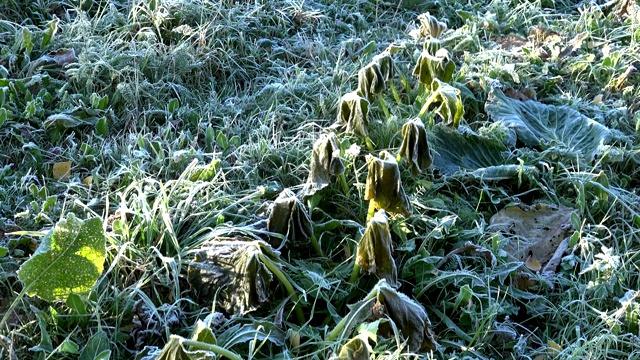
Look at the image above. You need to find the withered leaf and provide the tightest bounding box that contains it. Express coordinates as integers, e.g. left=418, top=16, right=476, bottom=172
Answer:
left=399, top=117, right=432, bottom=175
left=44, top=48, right=78, bottom=67
left=303, top=132, right=345, bottom=197
left=267, top=189, right=313, bottom=248
left=410, top=12, right=447, bottom=39
left=365, top=151, right=412, bottom=217
left=489, top=203, right=578, bottom=275
left=356, top=210, right=398, bottom=287
left=336, top=91, right=370, bottom=137
left=358, top=62, right=385, bottom=102
left=187, top=238, right=275, bottom=315
left=413, top=47, right=454, bottom=86
left=329, top=280, right=437, bottom=352
left=336, top=336, right=371, bottom=360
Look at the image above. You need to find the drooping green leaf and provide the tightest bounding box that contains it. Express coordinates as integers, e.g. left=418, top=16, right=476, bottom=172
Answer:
left=485, top=89, right=613, bottom=161
left=328, top=280, right=437, bottom=351
left=337, top=335, right=371, bottom=360
left=191, top=320, right=216, bottom=345
left=17, top=214, right=106, bottom=301
left=66, top=293, right=87, bottom=315
left=42, top=18, right=60, bottom=48
left=399, top=117, right=432, bottom=175
left=356, top=210, right=398, bottom=287
left=411, top=12, right=448, bottom=39
left=358, top=61, right=386, bottom=101
left=413, top=47, right=455, bottom=86
left=79, top=331, right=110, bottom=360
left=303, top=132, right=345, bottom=197
left=188, top=238, right=276, bottom=315
left=335, top=91, right=370, bottom=137
left=429, top=124, right=538, bottom=180
left=267, top=189, right=313, bottom=248
left=156, top=336, right=215, bottom=360
left=423, top=79, right=464, bottom=128
left=59, top=338, right=79, bottom=354
left=365, top=151, right=412, bottom=217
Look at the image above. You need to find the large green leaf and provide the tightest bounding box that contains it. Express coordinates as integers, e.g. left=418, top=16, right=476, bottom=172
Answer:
left=485, top=89, right=612, bottom=161
left=17, top=214, right=106, bottom=301
left=430, top=124, right=538, bottom=180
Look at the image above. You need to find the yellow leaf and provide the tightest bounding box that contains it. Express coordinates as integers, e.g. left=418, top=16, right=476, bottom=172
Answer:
left=82, top=176, right=93, bottom=186
left=547, top=340, right=563, bottom=355
left=532, top=355, right=546, bottom=360
left=52, top=162, right=72, bottom=180
left=525, top=256, right=542, bottom=272
left=593, top=94, right=603, bottom=105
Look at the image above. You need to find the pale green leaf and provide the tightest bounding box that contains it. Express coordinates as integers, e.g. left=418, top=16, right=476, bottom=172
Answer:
left=79, top=331, right=110, bottom=360
left=365, top=151, right=412, bottom=217
left=303, top=132, right=345, bottom=197
left=485, top=89, right=613, bottom=161
left=17, top=214, right=106, bottom=301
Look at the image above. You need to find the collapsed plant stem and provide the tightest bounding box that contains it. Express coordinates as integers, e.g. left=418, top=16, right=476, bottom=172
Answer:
left=258, top=253, right=306, bottom=324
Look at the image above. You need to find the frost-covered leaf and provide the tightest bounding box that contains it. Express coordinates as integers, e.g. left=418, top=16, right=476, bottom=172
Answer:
left=17, top=214, right=106, bottom=301
left=336, top=336, right=371, bottom=360
left=303, top=132, right=345, bottom=197
left=399, top=117, right=432, bottom=175
left=187, top=238, right=276, bottom=315
left=424, top=79, right=464, bottom=128
left=335, top=91, right=370, bottom=137
left=429, top=124, right=538, bottom=180
left=358, top=61, right=385, bottom=101
left=79, top=331, right=110, bottom=360
left=365, top=151, right=412, bottom=217
left=485, top=89, right=613, bottom=161
left=329, top=280, right=437, bottom=351
left=267, top=189, right=313, bottom=248
left=489, top=203, right=578, bottom=271
left=413, top=47, right=454, bottom=86
left=356, top=210, right=398, bottom=287
left=410, top=12, right=447, bottom=39
left=156, top=335, right=214, bottom=360
left=373, top=51, right=395, bottom=82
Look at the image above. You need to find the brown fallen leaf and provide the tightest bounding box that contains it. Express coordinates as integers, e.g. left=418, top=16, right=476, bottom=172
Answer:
left=525, top=255, right=542, bottom=272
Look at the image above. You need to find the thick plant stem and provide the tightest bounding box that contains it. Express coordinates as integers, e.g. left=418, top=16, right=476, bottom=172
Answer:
left=349, top=261, right=361, bottom=284
left=338, top=173, right=350, bottom=196
left=326, top=287, right=378, bottom=342
left=310, top=234, right=323, bottom=257
left=180, top=337, right=243, bottom=360
left=389, top=81, right=402, bottom=107
left=259, top=253, right=305, bottom=324
left=366, top=200, right=376, bottom=223
left=377, top=94, right=390, bottom=120
left=364, top=136, right=375, bottom=151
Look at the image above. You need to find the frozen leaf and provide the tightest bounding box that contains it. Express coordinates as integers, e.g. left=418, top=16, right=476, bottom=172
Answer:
left=52, top=161, right=72, bottom=180
left=82, top=176, right=93, bottom=186
left=303, top=132, right=345, bottom=197
left=156, top=335, right=214, bottom=360
left=485, top=89, right=613, bottom=162
left=525, top=256, right=542, bottom=272
left=423, top=79, right=464, bottom=128
left=267, top=189, right=313, bottom=248
left=410, top=12, right=447, bottom=39
left=188, top=238, right=276, bottom=315
left=336, top=91, right=370, bottom=137
left=399, top=117, right=432, bottom=175
left=330, top=280, right=437, bottom=351
left=17, top=214, right=106, bottom=301
left=413, top=46, right=454, bottom=86
left=356, top=210, right=398, bottom=287
left=79, top=331, right=110, bottom=360
left=48, top=48, right=78, bottom=66
left=336, top=336, right=371, bottom=360
left=358, top=61, right=385, bottom=101
left=365, top=151, right=412, bottom=217
left=489, top=203, right=578, bottom=271
left=373, top=51, right=395, bottom=82
left=430, top=124, right=538, bottom=181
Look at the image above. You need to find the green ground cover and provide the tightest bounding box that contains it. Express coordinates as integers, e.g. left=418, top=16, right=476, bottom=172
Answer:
left=2, top=0, right=640, bottom=358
